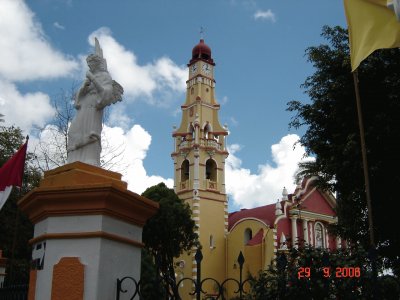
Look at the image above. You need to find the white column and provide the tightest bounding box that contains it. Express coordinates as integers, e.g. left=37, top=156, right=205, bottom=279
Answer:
left=325, top=228, right=329, bottom=249
left=195, top=125, right=199, bottom=145
left=309, top=222, right=314, bottom=246
left=291, top=217, right=298, bottom=248
left=221, top=161, right=226, bottom=194
left=0, top=250, right=6, bottom=287
left=173, top=160, right=177, bottom=192
left=336, top=236, right=342, bottom=249
left=193, top=150, right=200, bottom=191
left=302, top=219, right=309, bottom=245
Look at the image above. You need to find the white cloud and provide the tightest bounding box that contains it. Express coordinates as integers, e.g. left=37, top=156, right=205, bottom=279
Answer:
left=29, top=124, right=67, bottom=170
left=88, top=27, right=186, bottom=106
left=254, top=9, right=276, bottom=22
left=226, top=134, right=313, bottom=208
left=106, top=104, right=132, bottom=131
left=0, top=0, right=79, bottom=134
left=0, top=80, right=55, bottom=132
left=230, top=0, right=257, bottom=9
left=30, top=122, right=173, bottom=194
left=102, top=124, right=173, bottom=194
left=0, top=0, right=78, bottom=81
left=229, top=117, right=239, bottom=126
left=220, top=96, right=228, bottom=105
left=53, top=22, right=65, bottom=30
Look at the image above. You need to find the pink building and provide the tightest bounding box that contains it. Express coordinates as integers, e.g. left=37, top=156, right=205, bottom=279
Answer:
left=226, top=177, right=345, bottom=281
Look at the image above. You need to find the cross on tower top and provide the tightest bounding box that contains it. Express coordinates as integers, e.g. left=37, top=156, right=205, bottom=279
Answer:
left=200, top=26, right=205, bottom=40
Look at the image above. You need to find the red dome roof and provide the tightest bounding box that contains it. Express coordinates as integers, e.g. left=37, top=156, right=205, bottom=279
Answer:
left=192, top=39, right=211, bottom=58
left=190, top=39, right=214, bottom=65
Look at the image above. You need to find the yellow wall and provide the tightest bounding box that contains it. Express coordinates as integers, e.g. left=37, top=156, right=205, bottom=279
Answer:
left=226, top=219, right=274, bottom=298
left=173, top=53, right=284, bottom=298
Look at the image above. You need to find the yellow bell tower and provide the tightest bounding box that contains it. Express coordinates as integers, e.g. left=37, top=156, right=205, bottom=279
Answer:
left=172, top=38, right=229, bottom=291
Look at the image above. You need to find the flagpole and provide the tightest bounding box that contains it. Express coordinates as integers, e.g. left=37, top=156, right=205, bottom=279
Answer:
left=8, top=135, right=29, bottom=284
left=352, top=70, right=375, bottom=247
left=352, top=69, right=377, bottom=298
left=9, top=189, right=21, bottom=284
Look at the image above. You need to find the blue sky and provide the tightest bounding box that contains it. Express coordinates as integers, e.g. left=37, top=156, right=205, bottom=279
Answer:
left=0, top=0, right=347, bottom=211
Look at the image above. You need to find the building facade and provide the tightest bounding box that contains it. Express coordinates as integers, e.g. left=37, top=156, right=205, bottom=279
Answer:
left=171, top=38, right=229, bottom=293
left=227, top=177, right=343, bottom=285
left=172, top=39, right=344, bottom=299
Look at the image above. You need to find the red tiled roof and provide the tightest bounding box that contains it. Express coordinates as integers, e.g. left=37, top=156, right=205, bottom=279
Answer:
left=247, top=228, right=264, bottom=246
left=228, top=203, right=276, bottom=231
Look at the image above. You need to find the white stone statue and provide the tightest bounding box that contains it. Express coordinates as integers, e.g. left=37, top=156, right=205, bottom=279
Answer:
left=67, top=38, right=123, bottom=166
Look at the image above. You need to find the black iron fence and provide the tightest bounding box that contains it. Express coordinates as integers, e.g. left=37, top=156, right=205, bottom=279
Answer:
left=0, top=283, right=28, bottom=300
left=117, top=249, right=250, bottom=300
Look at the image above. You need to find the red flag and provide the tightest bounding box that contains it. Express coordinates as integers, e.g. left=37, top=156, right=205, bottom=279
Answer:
left=0, top=139, right=28, bottom=210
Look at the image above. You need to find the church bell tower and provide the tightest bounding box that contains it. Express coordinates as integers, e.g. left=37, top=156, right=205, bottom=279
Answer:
left=172, top=38, right=229, bottom=284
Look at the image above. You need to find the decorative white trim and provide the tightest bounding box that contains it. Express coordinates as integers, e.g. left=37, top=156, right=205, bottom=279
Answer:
left=325, top=227, right=330, bottom=249
left=309, top=222, right=314, bottom=246
left=229, top=217, right=270, bottom=233
left=293, top=176, right=319, bottom=199
left=289, top=210, right=337, bottom=223
left=274, top=214, right=287, bottom=225
left=279, top=233, right=289, bottom=250
left=336, top=236, right=342, bottom=249
left=302, top=219, right=309, bottom=244
left=291, top=216, right=298, bottom=248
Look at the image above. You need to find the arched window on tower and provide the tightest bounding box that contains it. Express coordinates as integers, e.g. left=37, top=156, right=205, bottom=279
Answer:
left=244, top=228, right=253, bottom=245
left=314, top=222, right=325, bottom=248
left=205, top=159, right=217, bottom=181
left=204, top=124, right=211, bottom=139
left=209, top=235, right=215, bottom=249
left=181, top=160, right=189, bottom=182
left=189, top=124, right=195, bottom=140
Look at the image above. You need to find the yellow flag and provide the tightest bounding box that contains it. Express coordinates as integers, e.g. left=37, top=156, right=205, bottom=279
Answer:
left=344, top=0, right=400, bottom=71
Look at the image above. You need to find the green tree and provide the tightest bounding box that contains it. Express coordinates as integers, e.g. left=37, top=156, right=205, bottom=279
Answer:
left=287, top=26, right=400, bottom=276
left=246, top=246, right=400, bottom=299
left=139, top=248, right=166, bottom=299
left=0, top=125, right=41, bottom=284
left=140, top=182, right=199, bottom=299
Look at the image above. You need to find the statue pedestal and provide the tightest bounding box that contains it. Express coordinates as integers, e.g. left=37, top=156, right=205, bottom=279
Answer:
left=19, top=162, right=158, bottom=300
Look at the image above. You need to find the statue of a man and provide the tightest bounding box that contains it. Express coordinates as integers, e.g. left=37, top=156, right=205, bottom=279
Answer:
left=67, top=38, right=123, bottom=166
